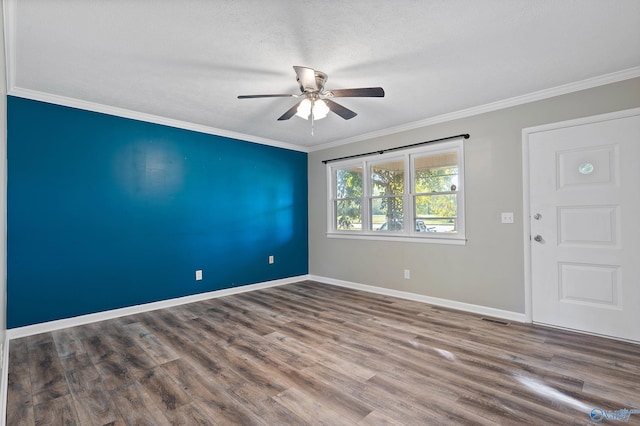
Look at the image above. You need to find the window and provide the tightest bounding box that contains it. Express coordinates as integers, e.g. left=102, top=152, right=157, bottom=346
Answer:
left=328, top=138, right=465, bottom=244
left=334, top=165, right=363, bottom=230
left=371, top=159, right=405, bottom=232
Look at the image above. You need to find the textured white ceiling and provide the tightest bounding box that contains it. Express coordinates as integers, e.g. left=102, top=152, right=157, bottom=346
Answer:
left=6, top=0, right=640, bottom=150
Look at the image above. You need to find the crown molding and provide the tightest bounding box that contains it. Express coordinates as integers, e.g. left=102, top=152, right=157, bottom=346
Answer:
left=308, top=66, right=640, bottom=152
left=7, top=87, right=308, bottom=152
left=6, top=66, right=640, bottom=156
left=12, top=65, right=638, bottom=155
left=3, top=0, right=305, bottom=152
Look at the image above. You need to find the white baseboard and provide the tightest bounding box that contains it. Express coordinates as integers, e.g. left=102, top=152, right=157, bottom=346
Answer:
left=0, top=335, right=9, bottom=426
left=7, top=275, right=310, bottom=340
left=310, top=275, right=528, bottom=323
left=6, top=273, right=527, bottom=340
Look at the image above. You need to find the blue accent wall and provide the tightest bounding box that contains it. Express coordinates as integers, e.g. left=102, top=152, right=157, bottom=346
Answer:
left=7, top=96, right=308, bottom=328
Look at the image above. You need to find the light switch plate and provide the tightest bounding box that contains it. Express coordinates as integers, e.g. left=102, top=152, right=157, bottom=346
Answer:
left=501, top=212, right=514, bottom=224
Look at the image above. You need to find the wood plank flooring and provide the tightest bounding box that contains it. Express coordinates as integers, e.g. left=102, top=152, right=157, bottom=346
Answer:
left=6, top=281, right=640, bottom=425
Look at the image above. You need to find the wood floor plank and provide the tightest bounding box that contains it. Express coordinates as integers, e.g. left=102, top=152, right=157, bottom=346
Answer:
left=26, top=335, right=70, bottom=405
left=170, top=401, right=220, bottom=426
left=5, top=404, right=34, bottom=426
left=6, top=341, right=35, bottom=426
left=7, top=281, right=640, bottom=425
left=65, top=365, right=122, bottom=425
left=32, top=394, right=81, bottom=425
left=82, top=333, right=119, bottom=365
left=358, top=409, right=406, bottom=426
left=151, top=310, right=208, bottom=343
left=122, top=322, right=180, bottom=365
left=225, top=384, right=308, bottom=425
left=265, top=331, right=377, bottom=381
left=52, top=328, right=86, bottom=360
left=253, top=332, right=319, bottom=370
left=161, top=359, right=265, bottom=424
left=223, top=343, right=293, bottom=394
left=362, top=373, right=495, bottom=425
left=137, top=367, right=192, bottom=414
left=208, top=298, right=280, bottom=336
left=223, top=294, right=295, bottom=326
left=281, top=367, right=374, bottom=422
left=271, top=386, right=358, bottom=425
left=185, top=315, right=240, bottom=346
left=110, top=381, right=172, bottom=426
left=237, top=290, right=326, bottom=319
left=93, top=346, right=156, bottom=392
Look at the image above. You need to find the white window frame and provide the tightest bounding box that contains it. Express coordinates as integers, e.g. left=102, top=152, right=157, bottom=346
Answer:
left=326, top=138, right=466, bottom=245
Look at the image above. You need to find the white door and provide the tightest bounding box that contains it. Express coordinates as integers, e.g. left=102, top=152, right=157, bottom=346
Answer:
left=527, top=109, right=640, bottom=342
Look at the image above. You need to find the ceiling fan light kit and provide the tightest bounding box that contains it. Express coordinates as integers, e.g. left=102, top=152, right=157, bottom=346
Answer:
left=238, top=66, right=385, bottom=133
left=295, top=98, right=329, bottom=120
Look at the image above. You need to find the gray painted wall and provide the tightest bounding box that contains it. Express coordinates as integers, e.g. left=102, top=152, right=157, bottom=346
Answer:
left=308, top=78, right=640, bottom=314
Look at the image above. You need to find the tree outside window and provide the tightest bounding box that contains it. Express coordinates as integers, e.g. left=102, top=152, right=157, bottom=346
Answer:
left=371, top=159, right=404, bottom=232
left=327, top=138, right=465, bottom=242
left=414, top=152, right=459, bottom=232
left=334, top=166, right=362, bottom=230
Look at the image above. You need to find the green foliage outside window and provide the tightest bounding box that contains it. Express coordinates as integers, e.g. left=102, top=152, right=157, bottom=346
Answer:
left=371, top=161, right=404, bottom=229
left=335, top=168, right=362, bottom=230
left=331, top=145, right=462, bottom=235
left=415, top=166, right=458, bottom=221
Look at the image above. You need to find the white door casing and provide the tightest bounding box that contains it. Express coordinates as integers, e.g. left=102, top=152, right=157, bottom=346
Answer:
left=523, top=108, right=640, bottom=342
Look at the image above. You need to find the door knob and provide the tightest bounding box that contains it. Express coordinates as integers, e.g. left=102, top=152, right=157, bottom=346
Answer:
left=534, top=235, right=543, bottom=242
left=533, top=213, right=542, bottom=220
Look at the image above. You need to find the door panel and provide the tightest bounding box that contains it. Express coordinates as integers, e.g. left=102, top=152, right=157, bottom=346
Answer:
left=558, top=262, right=620, bottom=308
left=558, top=206, right=619, bottom=247
left=529, top=112, right=640, bottom=342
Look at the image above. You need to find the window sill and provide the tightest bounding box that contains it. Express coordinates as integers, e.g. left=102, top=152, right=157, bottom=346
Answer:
left=326, top=232, right=466, bottom=245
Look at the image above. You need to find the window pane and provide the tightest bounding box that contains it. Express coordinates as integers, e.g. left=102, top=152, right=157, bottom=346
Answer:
left=328, top=139, right=464, bottom=242
left=335, top=166, right=363, bottom=198
left=371, top=160, right=404, bottom=196
left=335, top=199, right=362, bottom=230
left=414, top=152, right=458, bottom=193
left=372, top=197, right=404, bottom=231
left=415, top=194, right=457, bottom=232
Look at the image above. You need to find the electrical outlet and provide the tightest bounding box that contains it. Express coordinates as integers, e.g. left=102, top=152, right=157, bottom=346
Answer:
left=404, top=269, right=411, bottom=279
left=195, top=270, right=203, bottom=280
left=269, top=255, right=274, bottom=264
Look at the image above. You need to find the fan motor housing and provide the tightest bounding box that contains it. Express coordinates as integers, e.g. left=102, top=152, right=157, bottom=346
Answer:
left=299, top=70, right=327, bottom=93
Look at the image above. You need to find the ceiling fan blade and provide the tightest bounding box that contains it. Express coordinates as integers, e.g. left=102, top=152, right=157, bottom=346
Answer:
left=277, top=100, right=303, bottom=121
left=326, top=87, right=385, bottom=98
left=324, top=99, right=357, bottom=120
left=293, top=66, right=318, bottom=92
left=237, top=94, right=296, bottom=99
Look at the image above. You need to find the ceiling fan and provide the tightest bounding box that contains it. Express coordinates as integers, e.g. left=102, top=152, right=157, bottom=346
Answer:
left=238, top=66, right=385, bottom=123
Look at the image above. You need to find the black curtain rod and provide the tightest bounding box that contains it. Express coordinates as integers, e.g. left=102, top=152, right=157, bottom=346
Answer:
left=322, top=133, right=470, bottom=164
